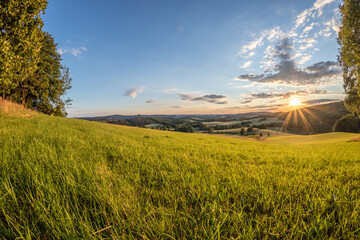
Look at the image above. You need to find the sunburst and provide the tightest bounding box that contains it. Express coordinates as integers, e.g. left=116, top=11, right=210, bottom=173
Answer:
left=289, top=98, right=301, bottom=107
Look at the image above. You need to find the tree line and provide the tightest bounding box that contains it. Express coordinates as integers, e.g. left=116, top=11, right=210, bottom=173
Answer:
left=0, top=0, right=71, bottom=116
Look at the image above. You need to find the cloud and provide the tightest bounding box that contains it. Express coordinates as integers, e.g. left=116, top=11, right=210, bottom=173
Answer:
left=240, top=61, right=253, bottom=69
left=242, top=89, right=330, bottom=103
left=172, top=105, right=183, bottom=109
left=57, top=46, right=87, bottom=57
left=303, top=22, right=316, bottom=33
left=178, top=93, right=229, bottom=104
left=146, top=100, right=155, bottom=103
left=236, top=38, right=341, bottom=86
left=240, top=36, right=265, bottom=54
left=162, top=88, right=178, bottom=94
left=304, top=98, right=340, bottom=105
left=294, top=0, right=337, bottom=29
left=124, top=86, right=145, bottom=98
left=238, top=26, right=285, bottom=55
left=228, top=103, right=286, bottom=111
left=298, top=37, right=317, bottom=50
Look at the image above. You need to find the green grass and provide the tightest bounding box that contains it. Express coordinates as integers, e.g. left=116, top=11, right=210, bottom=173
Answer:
left=268, top=132, right=360, bottom=144
left=1, top=111, right=360, bottom=239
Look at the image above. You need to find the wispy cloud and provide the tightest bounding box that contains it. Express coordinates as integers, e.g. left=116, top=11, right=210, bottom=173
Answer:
left=124, top=86, right=145, bottom=98
left=304, top=98, right=341, bottom=105
left=240, top=61, right=253, bottom=69
left=243, top=89, right=329, bottom=103
left=294, top=0, right=337, bottom=29
left=162, top=88, right=178, bottom=94
left=146, top=99, right=155, bottom=103
left=57, top=46, right=87, bottom=57
left=179, top=93, right=229, bottom=104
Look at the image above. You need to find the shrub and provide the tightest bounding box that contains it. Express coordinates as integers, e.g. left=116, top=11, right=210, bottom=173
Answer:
left=333, top=114, right=360, bottom=133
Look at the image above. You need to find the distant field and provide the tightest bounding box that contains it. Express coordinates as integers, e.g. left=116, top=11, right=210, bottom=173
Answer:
left=1, top=109, right=360, bottom=239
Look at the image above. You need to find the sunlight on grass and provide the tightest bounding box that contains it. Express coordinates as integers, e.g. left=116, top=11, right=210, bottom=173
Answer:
left=0, top=110, right=359, bottom=239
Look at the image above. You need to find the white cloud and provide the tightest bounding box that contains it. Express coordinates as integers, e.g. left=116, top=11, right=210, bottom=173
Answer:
left=294, top=0, right=337, bottom=29
left=267, top=26, right=284, bottom=41
left=303, top=22, right=316, bottom=32
left=298, top=37, right=317, bottom=50
left=325, top=17, right=340, bottom=34
left=57, top=46, right=87, bottom=57
left=239, top=36, right=265, bottom=55
left=248, top=52, right=255, bottom=57
left=162, top=88, right=178, bottom=94
left=124, top=86, right=145, bottom=98
left=240, top=61, right=253, bottom=69
left=297, top=54, right=312, bottom=65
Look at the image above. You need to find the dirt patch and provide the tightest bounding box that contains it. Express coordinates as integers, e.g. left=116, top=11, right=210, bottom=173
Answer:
left=347, top=137, right=360, bottom=142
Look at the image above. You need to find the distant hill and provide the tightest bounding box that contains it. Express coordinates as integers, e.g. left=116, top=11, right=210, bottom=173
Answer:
left=80, top=101, right=349, bottom=134
left=277, top=101, right=349, bottom=134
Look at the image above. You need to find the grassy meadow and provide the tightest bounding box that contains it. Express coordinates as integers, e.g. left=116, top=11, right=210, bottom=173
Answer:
left=1, top=107, right=360, bottom=239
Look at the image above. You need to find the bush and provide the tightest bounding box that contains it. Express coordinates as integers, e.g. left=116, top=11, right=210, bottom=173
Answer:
left=333, top=114, right=360, bottom=133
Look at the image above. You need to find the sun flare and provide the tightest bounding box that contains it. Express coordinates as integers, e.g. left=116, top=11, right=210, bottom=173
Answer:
left=289, top=98, right=301, bottom=107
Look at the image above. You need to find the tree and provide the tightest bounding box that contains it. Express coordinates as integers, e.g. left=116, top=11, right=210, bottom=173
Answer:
left=189, top=126, right=195, bottom=133
left=0, top=0, right=47, bottom=101
left=333, top=114, right=360, bottom=132
left=208, top=127, right=213, bottom=134
left=0, top=0, right=72, bottom=116
left=240, top=127, right=245, bottom=135
left=34, top=34, right=72, bottom=116
left=338, top=0, right=360, bottom=118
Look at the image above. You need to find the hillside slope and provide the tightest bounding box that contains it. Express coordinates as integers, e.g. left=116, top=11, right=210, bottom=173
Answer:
left=0, top=106, right=360, bottom=239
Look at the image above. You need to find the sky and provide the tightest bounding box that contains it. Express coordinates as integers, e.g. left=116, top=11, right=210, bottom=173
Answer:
left=42, top=0, right=344, bottom=117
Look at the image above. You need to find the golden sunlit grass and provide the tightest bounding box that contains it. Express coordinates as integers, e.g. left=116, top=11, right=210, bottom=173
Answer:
left=1, top=101, right=360, bottom=239
left=0, top=97, right=37, bottom=117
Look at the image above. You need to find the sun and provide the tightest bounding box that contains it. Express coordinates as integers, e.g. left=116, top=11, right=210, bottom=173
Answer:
left=289, top=98, right=301, bottom=107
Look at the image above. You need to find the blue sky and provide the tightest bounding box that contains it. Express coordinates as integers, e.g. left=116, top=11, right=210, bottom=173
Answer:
left=42, top=0, right=343, bottom=117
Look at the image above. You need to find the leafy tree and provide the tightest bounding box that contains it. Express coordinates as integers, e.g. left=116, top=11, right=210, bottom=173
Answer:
left=0, top=0, right=47, bottom=100
left=34, top=32, right=72, bottom=116
left=333, top=114, right=360, bottom=132
left=338, top=0, right=360, bottom=117
left=247, top=127, right=253, bottom=133
left=189, top=126, right=195, bottom=133
left=208, top=127, right=213, bottom=134
left=240, top=127, right=245, bottom=135
left=0, top=0, right=72, bottom=116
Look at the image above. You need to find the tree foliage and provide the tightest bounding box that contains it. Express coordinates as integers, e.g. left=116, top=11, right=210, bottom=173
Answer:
left=333, top=114, right=360, bottom=132
left=0, top=0, right=71, bottom=116
left=338, top=0, right=360, bottom=118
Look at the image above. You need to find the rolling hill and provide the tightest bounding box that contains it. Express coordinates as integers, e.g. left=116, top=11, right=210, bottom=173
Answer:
left=81, top=101, right=350, bottom=135
left=1, top=100, right=360, bottom=239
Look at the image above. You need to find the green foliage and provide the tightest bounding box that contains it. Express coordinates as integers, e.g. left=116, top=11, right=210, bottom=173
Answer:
left=1, top=113, right=360, bottom=238
left=240, top=127, right=245, bottom=135
left=208, top=127, right=213, bottom=134
left=333, top=114, right=360, bottom=132
left=0, top=0, right=71, bottom=116
left=338, top=0, right=360, bottom=117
